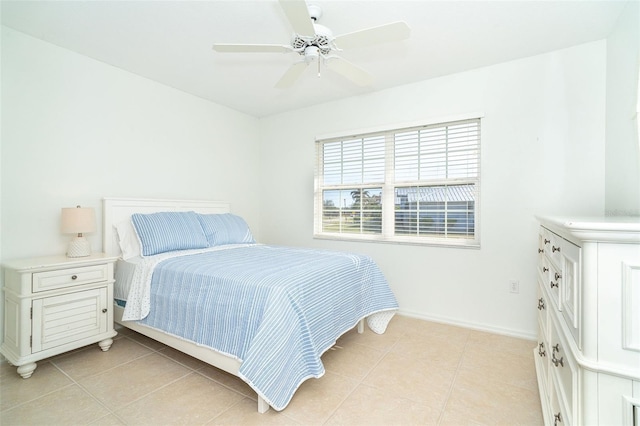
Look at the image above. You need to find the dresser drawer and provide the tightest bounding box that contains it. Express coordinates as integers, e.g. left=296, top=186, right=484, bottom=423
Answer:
left=537, top=281, right=549, bottom=339
left=541, top=228, right=560, bottom=265
left=32, top=264, right=109, bottom=293
left=535, top=333, right=549, bottom=391
left=539, top=254, right=551, bottom=290
left=549, top=372, right=572, bottom=426
left=547, top=229, right=563, bottom=268
left=549, top=316, right=578, bottom=425
left=547, top=261, right=561, bottom=309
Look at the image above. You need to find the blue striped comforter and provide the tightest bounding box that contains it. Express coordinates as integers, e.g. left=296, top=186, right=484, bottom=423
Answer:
left=136, top=245, right=397, bottom=411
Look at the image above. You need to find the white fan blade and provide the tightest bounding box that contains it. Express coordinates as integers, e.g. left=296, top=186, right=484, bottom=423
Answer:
left=212, top=44, right=293, bottom=53
left=326, top=57, right=373, bottom=86
left=278, top=0, right=315, bottom=37
left=275, top=61, right=308, bottom=88
left=334, top=21, right=411, bottom=49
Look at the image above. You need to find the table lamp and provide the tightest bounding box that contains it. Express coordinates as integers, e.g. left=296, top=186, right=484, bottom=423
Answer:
left=61, top=205, right=96, bottom=257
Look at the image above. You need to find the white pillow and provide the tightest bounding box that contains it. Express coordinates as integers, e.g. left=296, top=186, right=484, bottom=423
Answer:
left=114, top=219, right=141, bottom=260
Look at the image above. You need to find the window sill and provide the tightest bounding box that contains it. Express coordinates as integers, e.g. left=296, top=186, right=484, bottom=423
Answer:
left=313, top=233, right=480, bottom=249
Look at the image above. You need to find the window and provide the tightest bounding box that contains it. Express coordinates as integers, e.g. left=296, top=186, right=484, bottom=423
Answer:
left=314, top=117, right=480, bottom=247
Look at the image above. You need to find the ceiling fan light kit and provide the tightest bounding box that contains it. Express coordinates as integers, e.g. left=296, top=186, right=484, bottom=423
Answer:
left=212, top=0, right=411, bottom=88
left=304, top=46, right=319, bottom=64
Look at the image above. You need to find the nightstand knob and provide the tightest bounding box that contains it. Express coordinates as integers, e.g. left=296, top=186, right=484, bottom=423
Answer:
left=102, top=308, right=107, bottom=313
left=71, top=275, right=78, bottom=280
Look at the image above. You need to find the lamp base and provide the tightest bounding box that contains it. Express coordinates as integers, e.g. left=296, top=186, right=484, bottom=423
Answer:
left=67, top=236, right=91, bottom=257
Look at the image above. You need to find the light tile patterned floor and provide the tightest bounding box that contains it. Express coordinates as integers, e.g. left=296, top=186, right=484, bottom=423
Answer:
left=0, top=315, right=543, bottom=425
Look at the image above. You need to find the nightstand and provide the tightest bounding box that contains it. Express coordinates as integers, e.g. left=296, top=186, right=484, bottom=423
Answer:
left=1, top=253, right=118, bottom=378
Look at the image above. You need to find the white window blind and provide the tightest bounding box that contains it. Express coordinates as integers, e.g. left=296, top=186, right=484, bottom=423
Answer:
left=315, top=118, right=481, bottom=247
left=320, top=136, right=384, bottom=235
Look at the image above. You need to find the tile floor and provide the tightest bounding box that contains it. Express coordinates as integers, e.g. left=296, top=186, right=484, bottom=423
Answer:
left=0, top=315, right=543, bottom=425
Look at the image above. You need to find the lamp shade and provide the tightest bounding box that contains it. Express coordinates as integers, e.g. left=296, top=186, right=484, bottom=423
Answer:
left=61, top=206, right=96, bottom=234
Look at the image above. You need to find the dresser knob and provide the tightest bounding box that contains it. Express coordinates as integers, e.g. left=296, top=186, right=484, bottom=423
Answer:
left=554, top=412, right=562, bottom=425
left=71, top=275, right=78, bottom=280
left=537, top=298, right=545, bottom=310
left=555, top=272, right=562, bottom=280
left=538, top=342, right=546, bottom=357
left=552, top=344, right=564, bottom=367
left=550, top=280, right=559, bottom=289
left=552, top=355, right=564, bottom=367
left=102, top=308, right=107, bottom=313
left=544, top=239, right=550, bottom=244
left=552, top=245, right=561, bottom=253
left=543, top=267, right=549, bottom=273
left=538, top=248, right=544, bottom=254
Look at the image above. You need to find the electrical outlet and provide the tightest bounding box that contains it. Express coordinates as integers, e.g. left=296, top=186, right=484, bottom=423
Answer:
left=509, top=280, right=520, bottom=294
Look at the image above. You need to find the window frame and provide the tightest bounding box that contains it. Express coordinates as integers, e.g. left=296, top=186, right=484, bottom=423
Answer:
left=314, top=115, right=482, bottom=248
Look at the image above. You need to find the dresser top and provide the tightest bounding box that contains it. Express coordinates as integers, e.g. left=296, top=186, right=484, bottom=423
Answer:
left=536, top=215, right=640, bottom=244
left=3, top=253, right=118, bottom=271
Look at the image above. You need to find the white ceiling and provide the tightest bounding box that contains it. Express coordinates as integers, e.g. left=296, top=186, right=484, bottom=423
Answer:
left=1, top=0, right=629, bottom=118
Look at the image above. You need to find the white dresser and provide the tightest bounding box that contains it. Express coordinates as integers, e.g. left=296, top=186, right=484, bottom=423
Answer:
left=535, top=216, right=640, bottom=425
left=1, top=254, right=118, bottom=378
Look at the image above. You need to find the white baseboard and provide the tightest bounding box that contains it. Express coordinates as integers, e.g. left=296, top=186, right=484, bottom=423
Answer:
left=397, top=309, right=537, bottom=341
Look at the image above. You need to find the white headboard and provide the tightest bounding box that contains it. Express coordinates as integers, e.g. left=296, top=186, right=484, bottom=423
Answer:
left=103, top=197, right=230, bottom=257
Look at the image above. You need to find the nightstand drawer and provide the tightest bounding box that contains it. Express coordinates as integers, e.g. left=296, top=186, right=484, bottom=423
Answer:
left=32, top=264, right=109, bottom=293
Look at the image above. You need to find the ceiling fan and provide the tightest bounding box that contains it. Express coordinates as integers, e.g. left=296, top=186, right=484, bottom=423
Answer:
left=212, top=0, right=411, bottom=88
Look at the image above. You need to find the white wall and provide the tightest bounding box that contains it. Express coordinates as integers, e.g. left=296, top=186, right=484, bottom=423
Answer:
left=258, top=41, right=607, bottom=338
left=605, top=0, right=640, bottom=216
left=1, top=27, right=262, bottom=260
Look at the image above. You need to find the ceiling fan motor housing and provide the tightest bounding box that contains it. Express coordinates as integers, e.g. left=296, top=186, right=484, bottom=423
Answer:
left=292, top=23, right=333, bottom=56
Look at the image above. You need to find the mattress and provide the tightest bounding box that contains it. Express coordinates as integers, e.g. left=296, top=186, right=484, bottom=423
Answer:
left=114, top=257, right=140, bottom=303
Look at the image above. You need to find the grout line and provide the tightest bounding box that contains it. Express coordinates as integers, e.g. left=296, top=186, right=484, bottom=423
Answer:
left=54, top=348, right=157, bottom=383
left=192, top=368, right=256, bottom=401
left=205, top=396, right=248, bottom=423
left=120, top=334, right=166, bottom=353
left=0, top=361, right=77, bottom=413
left=435, top=332, right=471, bottom=426
left=320, top=331, right=401, bottom=425
left=112, top=370, right=196, bottom=413
left=47, top=337, right=191, bottom=424
left=48, top=359, right=128, bottom=425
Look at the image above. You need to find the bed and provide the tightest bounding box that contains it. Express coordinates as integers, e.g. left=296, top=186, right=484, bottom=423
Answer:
left=103, top=197, right=398, bottom=413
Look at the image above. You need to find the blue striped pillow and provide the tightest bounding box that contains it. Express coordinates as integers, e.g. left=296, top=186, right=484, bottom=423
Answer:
left=197, top=213, right=255, bottom=246
left=131, top=211, right=209, bottom=256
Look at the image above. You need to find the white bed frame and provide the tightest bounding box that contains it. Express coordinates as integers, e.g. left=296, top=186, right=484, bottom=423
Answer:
left=102, top=198, right=272, bottom=412
left=103, top=197, right=366, bottom=413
